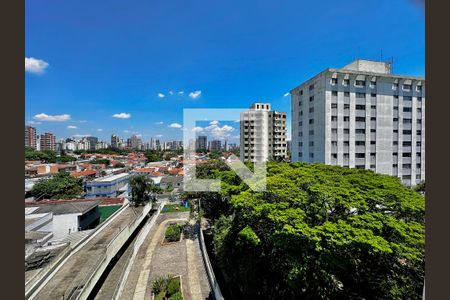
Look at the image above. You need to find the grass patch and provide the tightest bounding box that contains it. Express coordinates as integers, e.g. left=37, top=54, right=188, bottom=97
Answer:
left=152, top=275, right=183, bottom=300
left=161, top=204, right=190, bottom=213
left=99, top=205, right=122, bottom=223
left=164, top=223, right=183, bottom=243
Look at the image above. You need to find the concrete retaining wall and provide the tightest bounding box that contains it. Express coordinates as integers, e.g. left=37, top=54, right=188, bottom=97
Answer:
left=198, top=224, right=224, bottom=300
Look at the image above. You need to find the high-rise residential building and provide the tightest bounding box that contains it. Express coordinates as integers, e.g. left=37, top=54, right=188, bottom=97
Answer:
left=240, top=103, right=287, bottom=162
left=111, top=135, right=120, bottom=149
left=25, top=126, right=37, bottom=149
left=291, top=59, right=425, bottom=186
left=127, top=134, right=141, bottom=149
left=196, top=136, right=208, bottom=151
left=210, top=140, right=222, bottom=151
left=86, top=136, right=98, bottom=151
left=40, top=132, right=56, bottom=151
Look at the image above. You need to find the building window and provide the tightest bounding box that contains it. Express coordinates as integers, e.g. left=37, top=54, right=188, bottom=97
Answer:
left=299, top=132, right=303, bottom=137
left=417, top=130, right=422, bottom=135
left=309, top=84, right=314, bottom=91
left=355, top=117, right=366, bottom=122
left=355, top=80, right=365, bottom=87
left=344, top=116, right=350, bottom=122
left=344, top=129, right=350, bottom=134
left=403, top=141, right=412, bottom=146
left=299, top=121, right=303, bottom=126
left=331, top=141, right=337, bottom=146
left=393, top=118, right=399, bottom=122
left=309, top=119, right=314, bottom=124
left=371, top=93, right=377, bottom=98
left=393, top=141, right=398, bottom=146
left=332, top=91, right=338, bottom=96
left=300, top=90, right=303, bottom=95
left=309, top=107, right=314, bottom=113
left=344, top=104, right=350, bottom=109
left=416, top=163, right=421, bottom=169
left=403, top=164, right=412, bottom=169
left=417, top=107, right=422, bottom=113
left=417, top=119, right=422, bottom=124
left=299, top=111, right=303, bottom=116
left=331, top=116, right=338, bottom=121
left=355, top=141, right=365, bottom=146
left=344, top=91, right=350, bottom=97
left=370, top=129, right=376, bottom=133
left=417, top=141, right=422, bottom=146
left=403, top=130, right=412, bottom=135
left=298, top=101, right=302, bottom=106
left=370, top=81, right=377, bottom=87
left=298, top=142, right=303, bottom=147
left=417, top=85, right=422, bottom=92
left=331, top=128, right=338, bottom=134
left=403, top=119, right=412, bottom=124
left=309, top=153, right=314, bottom=158
left=402, top=175, right=412, bottom=180
left=331, top=78, right=338, bottom=85
left=394, top=95, right=399, bottom=99
left=356, top=129, right=366, bottom=134
left=331, top=103, right=338, bottom=109
left=370, top=141, right=376, bottom=145
left=403, top=84, right=412, bottom=91
left=393, top=83, right=399, bottom=90
left=403, top=107, right=412, bottom=112
left=356, top=93, right=366, bottom=98
left=371, top=105, right=376, bottom=109
left=370, top=164, right=376, bottom=169
left=309, top=96, right=314, bottom=102
left=403, top=152, right=412, bottom=157
left=355, top=104, right=366, bottom=110
left=309, top=141, right=314, bottom=147
left=344, top=141, right=350, bottom=146
left=417, top=97, right=422, bottom=102
left=309, top=130, right=314, bottom=135
left=355, top=153, right=365, bottom=158
left=344, top=79, right=350, bottom=86
left=298, top=152, right=303, bottom=157
left=393, top=164, right=398, bottom=168
left=403, top=96, right=412, bottom=101
left=371, top=117, right=376, bottom=121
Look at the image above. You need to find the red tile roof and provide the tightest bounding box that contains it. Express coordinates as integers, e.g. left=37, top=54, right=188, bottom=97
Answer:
left=70, top=170, right=97, bottom=177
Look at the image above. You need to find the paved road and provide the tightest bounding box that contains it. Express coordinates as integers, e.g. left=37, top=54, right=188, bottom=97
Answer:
left=120, top=211, right=212, bottom=300
left=30, top=206, right=144, bottom=300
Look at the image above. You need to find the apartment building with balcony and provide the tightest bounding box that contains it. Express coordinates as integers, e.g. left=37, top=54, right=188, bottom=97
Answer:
left=240, top=103, right=287, bottom=162
left=291, top=59, right=425, bottom=186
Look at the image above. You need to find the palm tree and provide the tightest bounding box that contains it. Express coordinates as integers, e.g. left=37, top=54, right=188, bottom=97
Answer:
left=128, top=174, right=162, bottom=207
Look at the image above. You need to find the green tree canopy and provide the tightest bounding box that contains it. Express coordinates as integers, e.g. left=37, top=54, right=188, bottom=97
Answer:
left=191, top=161, right=425, bottom=299
left=128, top=174, right=162, bottom=207
left=29, top=172, right=84, bottom=200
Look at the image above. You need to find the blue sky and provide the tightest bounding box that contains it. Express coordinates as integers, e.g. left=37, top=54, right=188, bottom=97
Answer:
left=25, top=0, right=424, bottom=144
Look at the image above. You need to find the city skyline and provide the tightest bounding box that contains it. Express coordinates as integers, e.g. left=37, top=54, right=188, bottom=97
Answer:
left=25, top=0, right=424, bottom=143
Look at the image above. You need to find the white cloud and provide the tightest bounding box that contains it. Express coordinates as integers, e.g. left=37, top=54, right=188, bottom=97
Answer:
left=34, top=113, right=71, bottom=122
left=203, top=121, right=235, bottom=138
left=169, top=91, right=174, bottom=95
left=78, top=120, right=88, bottom=123
left=178, top=91, right=184, bottom=95
left=135, top=134, right=142, bottom=138
left=97, top=129, right=103, bottom=132
left=158, top=93, right=165, bottom=98
left=67, top=125, right=77, bottom=129
left=112, top=113, right=131, bottom=119
left=169, top=123, right=182, bottom=129
left=188, top=90, right=202, bottom=99
left=284, top=92, right=290, bottom=97
left=123, top=130, right=130, bottom=133
left=26, top=120, right=42, bottom=125
left=25, top=57, right=49, bottom=74
left=234, top=119, right=240, bottom=123
left=192, top=126, right=204, bottom=133
left=155, top=121, right=164, bottom=125
left=155, top=134, right=163, bottom=138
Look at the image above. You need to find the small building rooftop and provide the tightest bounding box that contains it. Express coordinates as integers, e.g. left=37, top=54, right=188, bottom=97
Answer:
left=25, top=199, right=101, bottom=215
left=91, top=172, right=130, bottom=182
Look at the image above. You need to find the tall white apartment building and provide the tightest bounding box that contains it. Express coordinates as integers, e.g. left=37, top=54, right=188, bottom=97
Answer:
left=291, top=59, right=425, bottom=186
left=240, top=103, right=287, bottom=162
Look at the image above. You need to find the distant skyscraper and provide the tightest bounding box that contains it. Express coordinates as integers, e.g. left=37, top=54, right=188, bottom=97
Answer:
left=25, top=126, right=37, bottom=149
left=240, top=103, right=287, bottom=162
left=210, top=140, right=222, bottom=151
left=40, top=132, right=56, bottom=151
left=86, top=136, right=98, bottom=151
left=196, top=135, right=207, bottom=151
left=111, top=135, right=120, bottom=149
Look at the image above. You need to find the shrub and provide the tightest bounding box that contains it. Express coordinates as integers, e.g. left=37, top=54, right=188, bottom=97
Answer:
left=165, top=224, right=182, bottom=242
left=167, top=277, right=181, bottom=296
left=169, top=291, right=183, bottom=300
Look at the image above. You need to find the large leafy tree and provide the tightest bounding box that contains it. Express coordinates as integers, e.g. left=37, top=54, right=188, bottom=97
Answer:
left=128, top=174, right=162, bottom=207
left=191, top=161, right=425, bottom=299
left=30, top=172, right=84, bottom=200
